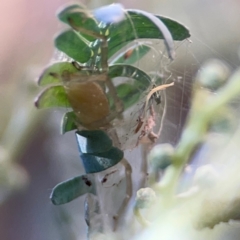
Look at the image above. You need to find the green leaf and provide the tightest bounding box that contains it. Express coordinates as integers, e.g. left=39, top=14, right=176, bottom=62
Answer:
left=80, top=147, right=123, bottom=174
left=115, top=83, right=142, bottom=109
left=38, top=62, right=79, bottom=86
left=58, top=4, right=101, bottom=42
left=159, top=16, right=190, bottom=41
left=128, top=9, right=175, bottom=59
left=76, top=130, right=112, bottom=154
left=108, top=12, right=190, bottom=58
left=55, top=29, right=93, bottom=63
left=57, top=4, right=86, bottom=23
left=50, top=175, right=95, bottom=205
left=109, top=64, right=152, bottom=88
left=108, top=64, right=154, bottom=109
left=61, top=111, right=78, bottom=134
left=109, top=64, right=151, bottom=82
left=35, top=85, right=71, bottom=109
left=76, top=130, right=123, bottom=173
left=112, top=45, right=150, bottom=65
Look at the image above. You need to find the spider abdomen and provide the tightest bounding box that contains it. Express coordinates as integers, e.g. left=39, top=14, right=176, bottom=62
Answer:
left=64, top=81, right=110, bottom=128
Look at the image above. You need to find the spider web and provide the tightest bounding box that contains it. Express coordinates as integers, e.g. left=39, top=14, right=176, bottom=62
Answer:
left=91, top=37, right=194, bottom=232
left=49, top=26, right=194, bottom=231
left=47, top=11, right=240, bottom=237
left=108, top=38, right=192, bottom=150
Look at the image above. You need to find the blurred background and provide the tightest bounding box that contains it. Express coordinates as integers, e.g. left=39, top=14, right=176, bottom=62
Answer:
left=0, top=0, right=240, bottom=239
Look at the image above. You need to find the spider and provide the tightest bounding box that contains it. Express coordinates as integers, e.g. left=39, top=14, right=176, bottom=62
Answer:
left=60, top=21, right=124, bottom=131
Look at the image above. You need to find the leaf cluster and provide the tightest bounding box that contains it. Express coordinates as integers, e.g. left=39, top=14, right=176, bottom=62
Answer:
left=34, top=3, right=190, bottom=205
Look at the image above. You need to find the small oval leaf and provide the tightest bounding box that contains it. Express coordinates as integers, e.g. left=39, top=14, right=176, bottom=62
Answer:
left=58, top=4, right=86, bottom=23
left=109, top=64, right=152, bottom=89
left=61, top=111, right=78, bottom=134
left=35, top=86, right=71, bottom=109
left=38, top=62, right=78, bottom=86
left=112, top=45, right=150, bottom=65
left=108, top=64, right=155, bottom=110
left=114, top=83, right=142, bottom=110
left=80, top=147, right=123, bottom=174
left=108, top=12, right=190, bottom=58
left=50, top=174, right=95, bottom=205
left=58, top=4, right=100, bottom=41
left=76, top=130, right=112, bottom=154
left=127, top=9, right=175, bottom=60
left=55, top=30, right=92, bottom=63
left=159, top=16, right=190, bottom=41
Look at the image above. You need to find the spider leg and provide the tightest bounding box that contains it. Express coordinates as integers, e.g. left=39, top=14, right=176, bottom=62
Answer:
left=100, top=33, right=124, bottom=115
left=81, top=110, right=123, bottom=129
left=113, top=158, right=132, bottom=231
left=107, top=130, right=133, bottom=231
left=68, top=17, right=124, bottom=115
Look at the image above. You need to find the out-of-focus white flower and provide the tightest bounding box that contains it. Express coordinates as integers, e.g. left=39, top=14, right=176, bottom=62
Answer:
left=93, top=4, right=125, bottom=24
